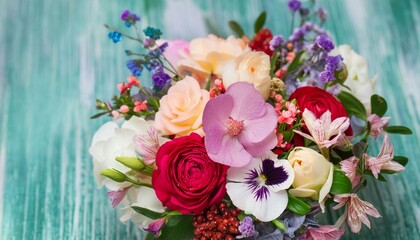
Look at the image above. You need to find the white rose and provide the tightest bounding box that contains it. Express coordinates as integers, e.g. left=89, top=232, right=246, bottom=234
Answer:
left=222, top=51, right=271, bottom=99
left=89, top=117, right=153, bottom=191
left=331, top=45, right=376, bottom=114
left=287, top=147, right=333, bottom=209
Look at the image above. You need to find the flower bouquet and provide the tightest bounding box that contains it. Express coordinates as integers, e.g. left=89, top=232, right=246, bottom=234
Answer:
left=89, top=1, right=412, bottom=239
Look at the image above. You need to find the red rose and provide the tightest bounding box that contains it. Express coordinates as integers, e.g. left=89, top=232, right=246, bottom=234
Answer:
left=152, top=133, right=228, bottom=214
left=289, top=86, right=352, bottom=136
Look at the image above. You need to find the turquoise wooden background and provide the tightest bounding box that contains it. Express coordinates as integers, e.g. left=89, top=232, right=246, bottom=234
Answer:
left=0, top=0, right=419, bottom=239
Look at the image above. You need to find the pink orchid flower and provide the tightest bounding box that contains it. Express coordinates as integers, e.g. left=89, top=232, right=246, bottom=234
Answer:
left=333, top=193, right=381, bottom=233
left=203, top=82, right=277, bottom=167
left=367, top=114, right=390, bottom=139
left=294, top=109, right=349, bottom=148
left=364, top=134, right=404, bottom=178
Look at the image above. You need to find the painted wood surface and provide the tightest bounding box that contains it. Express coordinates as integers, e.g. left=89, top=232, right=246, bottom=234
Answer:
left=1, top=0, right=419, bottom=239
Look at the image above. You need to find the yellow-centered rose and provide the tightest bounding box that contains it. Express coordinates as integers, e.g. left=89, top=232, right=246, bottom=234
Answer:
left=178, top=35, right=249, bottom=86
left=222, top=51, right=271, bottom=99
left=287, top=147, right=333, bottom=207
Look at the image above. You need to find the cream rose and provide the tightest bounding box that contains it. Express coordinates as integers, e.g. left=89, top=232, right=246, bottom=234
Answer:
left=178, top=35, right=249, bottom=86
left=155, top=76, right=210, bottom=136
left=287, top=147, right=333, bottom=208
left=222, top=51, right=271, bottom=99
left=331, top=45, right=376, bottom=114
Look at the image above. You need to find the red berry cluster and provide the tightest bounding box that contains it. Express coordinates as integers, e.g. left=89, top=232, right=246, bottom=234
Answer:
left=192, top=201, right=242, bottom=240
left=249, top=28, right=274, bottom=56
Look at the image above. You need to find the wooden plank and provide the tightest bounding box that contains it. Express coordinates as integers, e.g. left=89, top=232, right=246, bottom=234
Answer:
left=0, top=0, right=419, bottom=239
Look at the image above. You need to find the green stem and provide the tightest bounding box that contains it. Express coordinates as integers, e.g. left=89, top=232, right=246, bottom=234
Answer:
left=126, top=178, right=153, bottom=188
left=320, top=147, right=330, bottom=161
left=272, top=219, right=286, bottom=232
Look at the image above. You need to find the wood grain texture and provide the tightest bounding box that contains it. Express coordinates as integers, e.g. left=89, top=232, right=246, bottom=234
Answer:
left=0, top=0, right=419, bottom=239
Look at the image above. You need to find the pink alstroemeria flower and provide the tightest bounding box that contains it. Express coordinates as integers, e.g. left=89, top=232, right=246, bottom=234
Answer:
left=340, top=156, right=361, bottom=189
left=300, top=225, right=345, bottom=240
left=144, top=218, right=166, bottom=238
left=333, top=193, right=381, bottom=233
left=364, top=134, right=404, bottom=178
left=367, top=114, right=390, bottom=139
left=203, top=82, right=277, bottom=167
left=133, top=126, right=168, bottom=165
left=294, top=109, right=349, bottom=148
left=107, top=187, right=130, bottom=208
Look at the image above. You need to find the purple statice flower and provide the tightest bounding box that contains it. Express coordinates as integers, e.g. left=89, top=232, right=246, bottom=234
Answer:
left=317, top=7, right=328, bottom=23
left=269, top=35, right=284, bottom=51
left=288, top=0, right=301, bottom=12
left=126, top=60, right=143, bottom=76
left=143, top=26, right=162, bottom=40
left=226, top=152, right=294, bottom=222
left=144, top=218, right=166, bottom=238
left=319, top=55, right=343, bottom=83
left=120, top=10, right=130, bottom=20
left=202, top=82, right=278, bottom=167
left=143, top=37, right=153, bottom=48
left=237, top=217, right=256, bottom=239
left=289, top=22, right=313, bottom=42
left=159, top=42, right=169, bottom=52
left=299, top=7, right=310, bottom=16
left=108, top=31, right=122, bottom=43
left=120, top=10, right=141, bottom=27
left=314, top=34, right=334, bottom=52
left=151, top=65, right=171, bottom=88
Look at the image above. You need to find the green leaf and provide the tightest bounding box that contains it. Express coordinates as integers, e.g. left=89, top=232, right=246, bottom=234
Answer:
left=330, top=169, right=352, bottom=194
left=156, top=215, right=194, bottom=240
left=352, top=141, right=367, bottom=159
left=377, top=173, right=387, bottom=182
left=132, top=206, right=166, bottom=220
left=287, top=51, right=304, bottom=73
left=336, top=91, right=367, bottom=120
left=393, top=156, right=409, bottom=166
left=90, top=111, right=109, bottom=119
left=286, top=194, right=311, bottom=215
left=228, top=20, right=245, bottom=37
left=383, top=126, right=413, bottom=135
left=254, top=11, right=267, bottom=33
left=370, top=94, right=387, bottom=117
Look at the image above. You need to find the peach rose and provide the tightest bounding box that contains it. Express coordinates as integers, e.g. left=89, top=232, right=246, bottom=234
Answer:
left=222, top=51, right=271, bottom=99
left=178, top=35, right=249, bottom=86
left=155, top=76, right=210, bottom=136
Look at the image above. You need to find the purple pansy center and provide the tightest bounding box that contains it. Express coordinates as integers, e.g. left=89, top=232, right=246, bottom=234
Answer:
left=245, top=159, right=289, bottom=201
left=227, top=117, right=244, bottom=136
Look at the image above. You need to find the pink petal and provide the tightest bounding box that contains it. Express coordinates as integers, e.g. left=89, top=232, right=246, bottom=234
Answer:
left=240, top=103, right=277, bottom=143
left=207, top=135, right=252, bottom=167
left=241, top=131, right=278, bottom=157
left=107, top=187, right=130, bottom=208
left=203, top=94, right=233, bottom=154
left=226, top=82, right=267, bottom=120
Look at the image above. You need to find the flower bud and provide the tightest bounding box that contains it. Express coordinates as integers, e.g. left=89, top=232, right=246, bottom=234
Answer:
left=334, top=64, right=348, bottom=85
left=100, top=168, right=128, bottom=182
left=116, top=156, right=147, bottom=172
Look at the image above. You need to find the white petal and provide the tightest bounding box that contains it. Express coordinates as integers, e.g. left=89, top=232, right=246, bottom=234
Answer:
left=266, top=160, right=295, bottom=192
left=318, top=163, right=334, bottom=212
left=227, top=182, right=288, bottom=222
left=227, top=159, right=261, bottom=182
